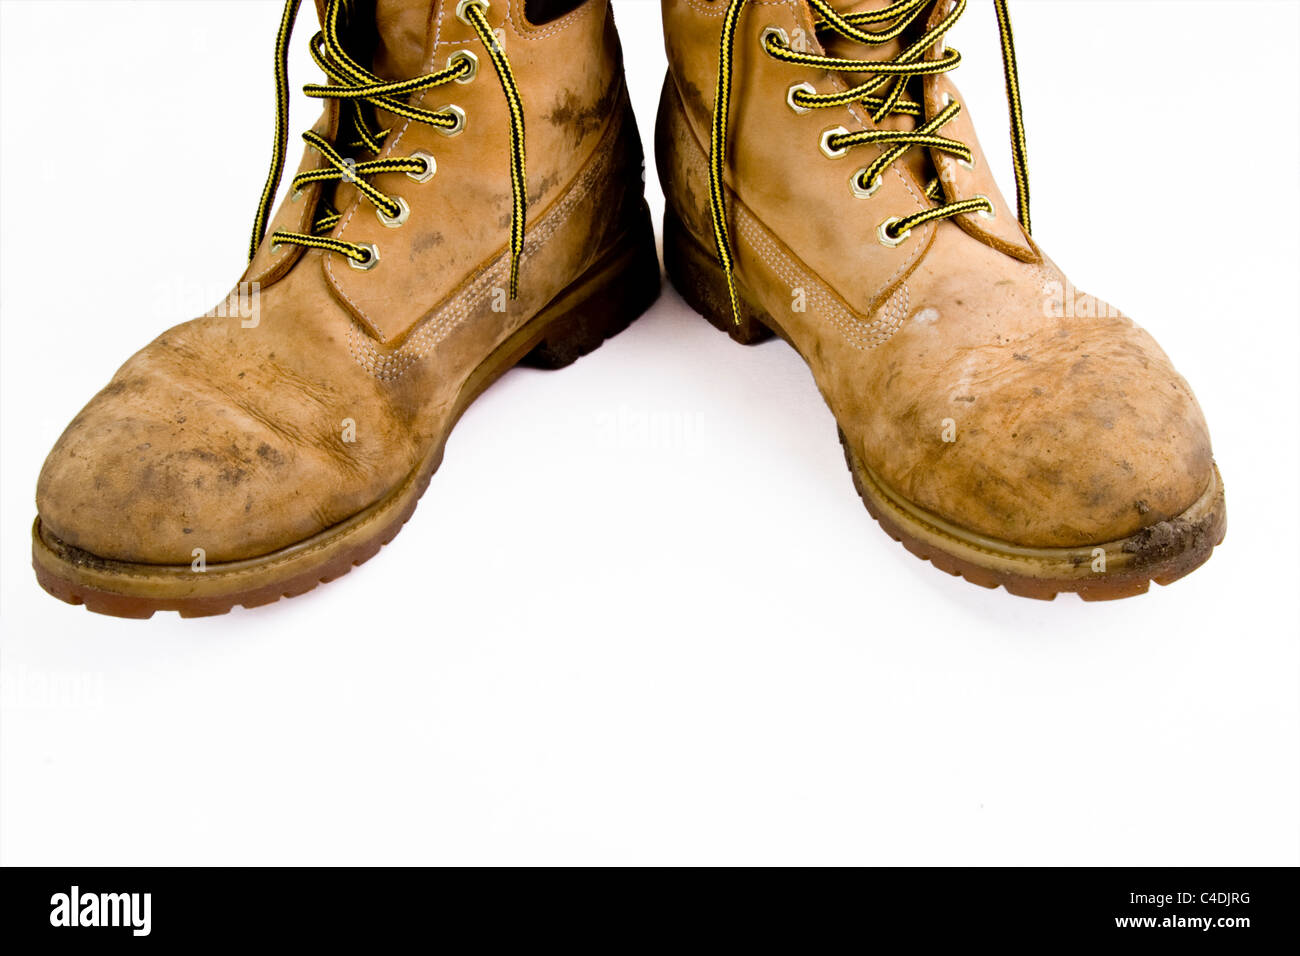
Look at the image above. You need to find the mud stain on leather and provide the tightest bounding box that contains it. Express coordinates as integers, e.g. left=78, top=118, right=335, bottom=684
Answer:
left=1122, top=513, right=1216, bottom=569
left=99, top=377, right=147, bottom=399
left=545, top=86, right=615, bottom=145
left=256, top=442, right=285, bottom=466
left=411, top=232, right=443, bottom=259
left=155, top=446, right=250, bottom=488
left=527, top=171, right=560, bottom=207
left=134, top=462, right=185, bottom=500
left=47, top=533, right=114, bottom=573
left=677, top=78, right=708, bottom=120
left=176, top=448, right=221, bottom=465
left=679, top=177, right=703, bottom=233
left=495, top=171, right=562, bottom=229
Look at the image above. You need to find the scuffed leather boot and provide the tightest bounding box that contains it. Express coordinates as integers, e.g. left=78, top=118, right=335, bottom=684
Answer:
left=34, top=0, right=659, bottom=617
left=658, top=0, right=1225, bottom=599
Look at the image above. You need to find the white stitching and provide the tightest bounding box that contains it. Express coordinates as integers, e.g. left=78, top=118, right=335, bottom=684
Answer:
left=328, top=0, right=603, bottom=336
left=735, top=209, right=909, bottom=351
left=346, top=108, right=619, bottom=381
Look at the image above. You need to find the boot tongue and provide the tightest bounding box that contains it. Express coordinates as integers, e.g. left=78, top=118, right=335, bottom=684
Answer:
left=815, top=0, right=937, bottom=189
left=819, top=0, right=911, bottom=62
left=370, top=0, right=435, bottom=80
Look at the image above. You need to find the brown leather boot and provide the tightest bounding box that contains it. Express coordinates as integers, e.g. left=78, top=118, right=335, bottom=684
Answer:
left=33, top=0, right=659, bottom=617
left=658, top=0, right=1224, bottom=599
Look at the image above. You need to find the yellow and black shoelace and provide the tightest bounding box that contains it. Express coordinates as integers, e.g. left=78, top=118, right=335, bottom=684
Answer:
left=709, top=0, right=1032, bottom=322
left=248, top=0, right=528, bottom=296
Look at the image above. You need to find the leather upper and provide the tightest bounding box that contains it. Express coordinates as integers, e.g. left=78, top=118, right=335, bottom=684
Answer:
left=37, top=0, right=645, bottom=563
left=658, top=0, right=1214, bottom=547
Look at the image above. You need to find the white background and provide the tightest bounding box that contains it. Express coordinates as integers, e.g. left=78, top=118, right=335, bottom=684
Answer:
left=1, top=1, right=1297, bottom=865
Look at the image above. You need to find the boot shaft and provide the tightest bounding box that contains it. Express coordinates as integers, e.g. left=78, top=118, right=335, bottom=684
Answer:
left=248, top=0, right=632, bottom=343
left=657, top=0, right=1035, bottom=310
left=33, top=0, right=662, bottom=602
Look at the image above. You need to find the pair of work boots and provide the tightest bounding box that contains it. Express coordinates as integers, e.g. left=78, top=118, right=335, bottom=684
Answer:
left=33, top=0, right=1226, bottom=617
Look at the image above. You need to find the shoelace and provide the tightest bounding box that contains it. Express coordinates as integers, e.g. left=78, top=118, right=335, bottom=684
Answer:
left=248, top=0, right=527, bottom=296
left=709, top=0, right=1031, bottom=322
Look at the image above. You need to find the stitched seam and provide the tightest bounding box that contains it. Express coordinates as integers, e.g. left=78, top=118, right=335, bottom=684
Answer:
left=833, top=17, right=933, bottom=293
left=333, top=0, right=597, bottom=337
left=345, top=157, right=601, bottom=379
left=681, top=0, right=931, bottom=309
left=440, top=0, right=599, bottom=47
left=735, top=210, right=908, bottom=350
left=505, top=0, right=596, bottom=41
left=682, top=0, right=788, bottom=16
left=670, top=64, right=913, bottom=348
left=345, top=108, right=619, bottom=380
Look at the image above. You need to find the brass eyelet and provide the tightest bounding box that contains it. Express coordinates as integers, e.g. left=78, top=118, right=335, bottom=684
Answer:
left=760, top=26, right=789, bottom=53
left=786, top=81, right=815, bottom=114
left=437, top=105, right=466, bottom=137
left=407, top=151, right=436, bottom=183
left=974, top=194, right=996, bottom=220
left=850, top=168, right=882, bottom=199
left=290, top=188, right=305, bottom=203
left=376, top=196, right=410, bottom=229
left=456, top=0, right=487, bottom=25
left=449, top=50, right=478, bottom=84
left=349, top=242, right=380, bottom=271
left=820, top=125, right=850, bottom=159
left=878, top=218, right=911, bottom=248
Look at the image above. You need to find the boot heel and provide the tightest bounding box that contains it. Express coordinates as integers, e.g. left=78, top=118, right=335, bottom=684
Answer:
left=520, top=202, right=661, bottom=370
left=663, top=205, right=773, bottom=346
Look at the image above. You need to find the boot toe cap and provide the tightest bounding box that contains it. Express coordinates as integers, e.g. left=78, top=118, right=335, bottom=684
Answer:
left=38, top=398, right=309, bottom=565
left=863, top=313, right=1216, bottom=548
left=35, top=334, right=400, bottom=566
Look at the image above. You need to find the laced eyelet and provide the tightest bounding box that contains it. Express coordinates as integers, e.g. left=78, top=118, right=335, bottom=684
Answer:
left=437, top=105, right=466, bottom=137
left=850, top=168, right=882, bottom=199
left=456, top=0, right=487, bottom=24
left=407, top=151, right=436, bottom=183
left=820, top=126, right=850, bottom=159
left=349, top=242, right=380, bottom=271
left=786, top=82, right=815, bottom=114
left=449, top=50, right=478, bottom=84
left=878, top=218, right=911, bottom=248
left=975, top=194, right=996, bottom=220
left=376, top=196, right=410, bottom=228
left=760, top=26, right=789, bottom=53
left=270, top=241, right=284, bottom=255
left=290, top=188, right=304, bottom=203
